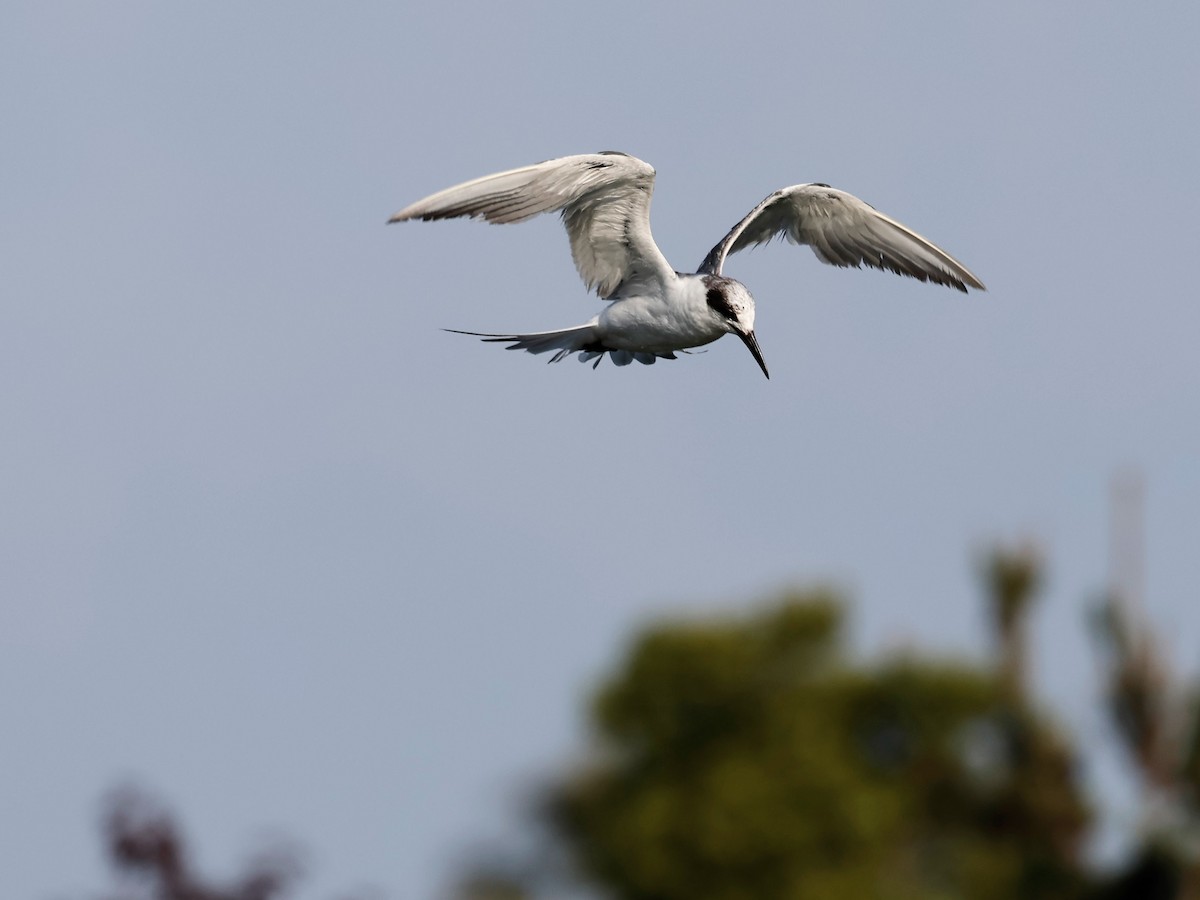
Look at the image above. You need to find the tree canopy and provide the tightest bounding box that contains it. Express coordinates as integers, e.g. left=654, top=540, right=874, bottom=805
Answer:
left=541, top=589, right=1088, bottom=900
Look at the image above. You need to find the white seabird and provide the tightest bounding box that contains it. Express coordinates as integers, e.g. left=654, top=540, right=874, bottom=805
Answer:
left=389, top=152, right=985, bottom=379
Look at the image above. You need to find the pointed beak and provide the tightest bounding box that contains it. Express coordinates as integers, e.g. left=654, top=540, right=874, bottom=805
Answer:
left=738, top=330, right=770, bottom=380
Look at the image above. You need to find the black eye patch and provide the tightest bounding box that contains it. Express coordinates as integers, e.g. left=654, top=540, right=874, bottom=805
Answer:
left=706, top=288, right=738, bottom=321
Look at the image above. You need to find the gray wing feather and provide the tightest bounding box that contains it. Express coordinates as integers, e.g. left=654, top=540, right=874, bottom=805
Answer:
left=390, top=153, right=674, bottom=299
left=699, top=184, right=985, bottom=293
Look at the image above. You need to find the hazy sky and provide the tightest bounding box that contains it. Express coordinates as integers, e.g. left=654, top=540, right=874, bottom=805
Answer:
left=4, top=3, right=1199, bottom=897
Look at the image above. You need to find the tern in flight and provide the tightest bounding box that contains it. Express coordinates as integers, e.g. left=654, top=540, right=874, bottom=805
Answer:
left=388, top=152, right=984, bottom=379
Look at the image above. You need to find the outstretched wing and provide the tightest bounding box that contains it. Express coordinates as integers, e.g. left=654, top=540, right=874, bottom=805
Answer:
left=698, top=184, right=985, bottom=293
left=389, top=152, right=675, bottom=299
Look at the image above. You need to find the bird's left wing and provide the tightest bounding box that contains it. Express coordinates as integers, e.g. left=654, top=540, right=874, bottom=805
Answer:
left=698, top=184, right=985, bottom=293
left=389, top=152, right=674, bottom=299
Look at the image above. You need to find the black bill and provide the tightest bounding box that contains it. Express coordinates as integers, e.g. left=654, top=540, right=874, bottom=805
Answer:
left=738, top=330, right=770, bottom=380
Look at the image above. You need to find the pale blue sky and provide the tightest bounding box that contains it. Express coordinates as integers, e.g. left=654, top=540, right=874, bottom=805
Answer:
left=3, top=3, right=1199, bottom=897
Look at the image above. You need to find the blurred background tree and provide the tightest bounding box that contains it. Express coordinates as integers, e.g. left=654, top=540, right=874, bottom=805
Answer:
left=96, top=786, right=302, bottom=900
left=453, top=543, right=1200, bottom=900
left=1086, top=473, right=1200, bottom=899
left=89, top=540, right=1200, bottom=899
left=530, top=567, right=1088, bottom=900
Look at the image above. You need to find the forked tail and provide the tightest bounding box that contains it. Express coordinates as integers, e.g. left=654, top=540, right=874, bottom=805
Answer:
left=445, top=325, right=679, bottom=368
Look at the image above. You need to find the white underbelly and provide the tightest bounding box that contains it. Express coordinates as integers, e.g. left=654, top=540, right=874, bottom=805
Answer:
left=597, top=297, right=724, bottom=353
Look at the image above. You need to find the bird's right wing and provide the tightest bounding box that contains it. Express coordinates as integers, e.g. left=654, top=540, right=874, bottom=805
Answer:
left=699, top=183, right=985, bottom=293
left=390, top=153, right=675, bottom=299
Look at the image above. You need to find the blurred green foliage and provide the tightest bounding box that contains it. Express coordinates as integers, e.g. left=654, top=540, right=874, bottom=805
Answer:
left=544, top=590, right=1087, bottom=900
left=89, top=547, right=1200, bottom=900
left=458, top=547, right=1200, bottom=900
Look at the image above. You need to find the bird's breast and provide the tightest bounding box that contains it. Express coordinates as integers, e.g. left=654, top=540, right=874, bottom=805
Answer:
left=598, top=289, right=724, bottom=353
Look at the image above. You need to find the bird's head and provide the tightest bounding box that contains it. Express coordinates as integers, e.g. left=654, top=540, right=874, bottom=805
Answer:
left=704, top=277, right=769, bottom=379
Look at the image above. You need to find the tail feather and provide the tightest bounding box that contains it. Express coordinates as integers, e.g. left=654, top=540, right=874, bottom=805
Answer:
left=444, top=325, right=679, bottom=369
